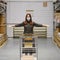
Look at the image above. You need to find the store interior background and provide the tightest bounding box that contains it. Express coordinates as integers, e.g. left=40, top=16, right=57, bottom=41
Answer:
left=7, top=0, right=53, bottom=38
left=0, top=0, right=60, bottom=60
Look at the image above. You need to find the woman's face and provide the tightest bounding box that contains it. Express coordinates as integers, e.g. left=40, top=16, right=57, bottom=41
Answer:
left=26, top=15, right=30, bottom=21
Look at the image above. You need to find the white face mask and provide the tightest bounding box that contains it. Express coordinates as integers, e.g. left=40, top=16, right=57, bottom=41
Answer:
left=27, top=17, right=30, bottom=21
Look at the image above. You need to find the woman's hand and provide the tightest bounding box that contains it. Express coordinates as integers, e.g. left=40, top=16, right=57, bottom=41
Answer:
left=8, top=25, right=15, bottom=27
left=43, top=24, right=49, bottom=27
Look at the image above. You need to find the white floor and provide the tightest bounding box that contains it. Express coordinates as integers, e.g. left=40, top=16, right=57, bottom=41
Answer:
left=37, top=38, right=60, bottom=60
left=0, top=38, right=20, bottom=60
left=0, top=38, right=60, bottom=60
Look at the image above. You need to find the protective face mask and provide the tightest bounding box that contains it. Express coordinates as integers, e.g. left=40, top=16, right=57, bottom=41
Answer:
left=27, top=17, right=30, bottom=21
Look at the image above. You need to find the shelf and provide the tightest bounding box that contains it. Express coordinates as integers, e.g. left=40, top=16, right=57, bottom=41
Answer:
left=13, top=27, right=47, bottom=38
left=0, top=1, right=7, bottom=46
left=0, top=33, right=7, bottom=46
left=21, top=55, right=36, bottom=60
left=54, top=30, right=60, bottom=48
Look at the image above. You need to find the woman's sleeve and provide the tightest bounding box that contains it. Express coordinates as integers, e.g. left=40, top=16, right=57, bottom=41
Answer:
left=15, top=22, right=24, bottom=27
left=33, top=22, right=43, bottom=27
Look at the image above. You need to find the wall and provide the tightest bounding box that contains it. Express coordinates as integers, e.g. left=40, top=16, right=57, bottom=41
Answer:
left=7, top=0, right=56, bottom=2
left=7, top=1, right=53, bottom=37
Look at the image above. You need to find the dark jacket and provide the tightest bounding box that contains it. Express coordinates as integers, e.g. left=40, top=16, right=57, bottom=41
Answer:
left=15, top=21, right=43, bottom=34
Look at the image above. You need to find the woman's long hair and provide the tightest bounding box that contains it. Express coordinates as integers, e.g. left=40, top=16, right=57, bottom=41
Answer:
left=25, top=13, right=32, bottom=22
left=24, top=13, right=33, bottom=25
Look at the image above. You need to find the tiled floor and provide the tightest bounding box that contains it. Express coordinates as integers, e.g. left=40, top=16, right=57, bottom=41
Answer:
left=37, top=38, right=60, bottom=60
left=0, top=38, right=60, bottom=60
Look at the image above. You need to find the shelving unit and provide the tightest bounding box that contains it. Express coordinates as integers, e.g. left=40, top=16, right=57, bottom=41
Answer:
left=0, top=14, right=6, bottom=33
left=0, top=34, right=7, bottom=46
left=54, top=29, right=60, bottom=48
left=54, top=13, right=60, bottom=48
left=13, top=27, right=47, bottom=38
left=20, top=35, right=37, bottom=60
left=0, top=1, right=7, bottom=46
left=54, top=1, right=60, bottom=47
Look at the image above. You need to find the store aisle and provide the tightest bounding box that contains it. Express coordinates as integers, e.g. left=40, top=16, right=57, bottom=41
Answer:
left=0, top=38, right=60, bottom=60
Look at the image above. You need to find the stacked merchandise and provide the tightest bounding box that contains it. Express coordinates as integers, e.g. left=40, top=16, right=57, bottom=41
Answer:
left=21, top=35, right=37, bottom=60
left=54, top=0, right=60, bottom=48
left=0, top=0, right=7, bottom=46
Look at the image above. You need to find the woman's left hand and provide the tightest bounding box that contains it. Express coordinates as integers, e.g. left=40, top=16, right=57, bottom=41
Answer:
left=43, top=24, right=49, bottom=27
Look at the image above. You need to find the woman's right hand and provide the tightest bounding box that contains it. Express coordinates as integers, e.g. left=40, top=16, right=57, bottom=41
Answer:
left=8, top=25, right=15, bottom=27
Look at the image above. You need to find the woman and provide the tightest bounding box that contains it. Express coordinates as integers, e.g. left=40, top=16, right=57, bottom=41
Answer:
left=15, top=13, right=48, bottom=34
